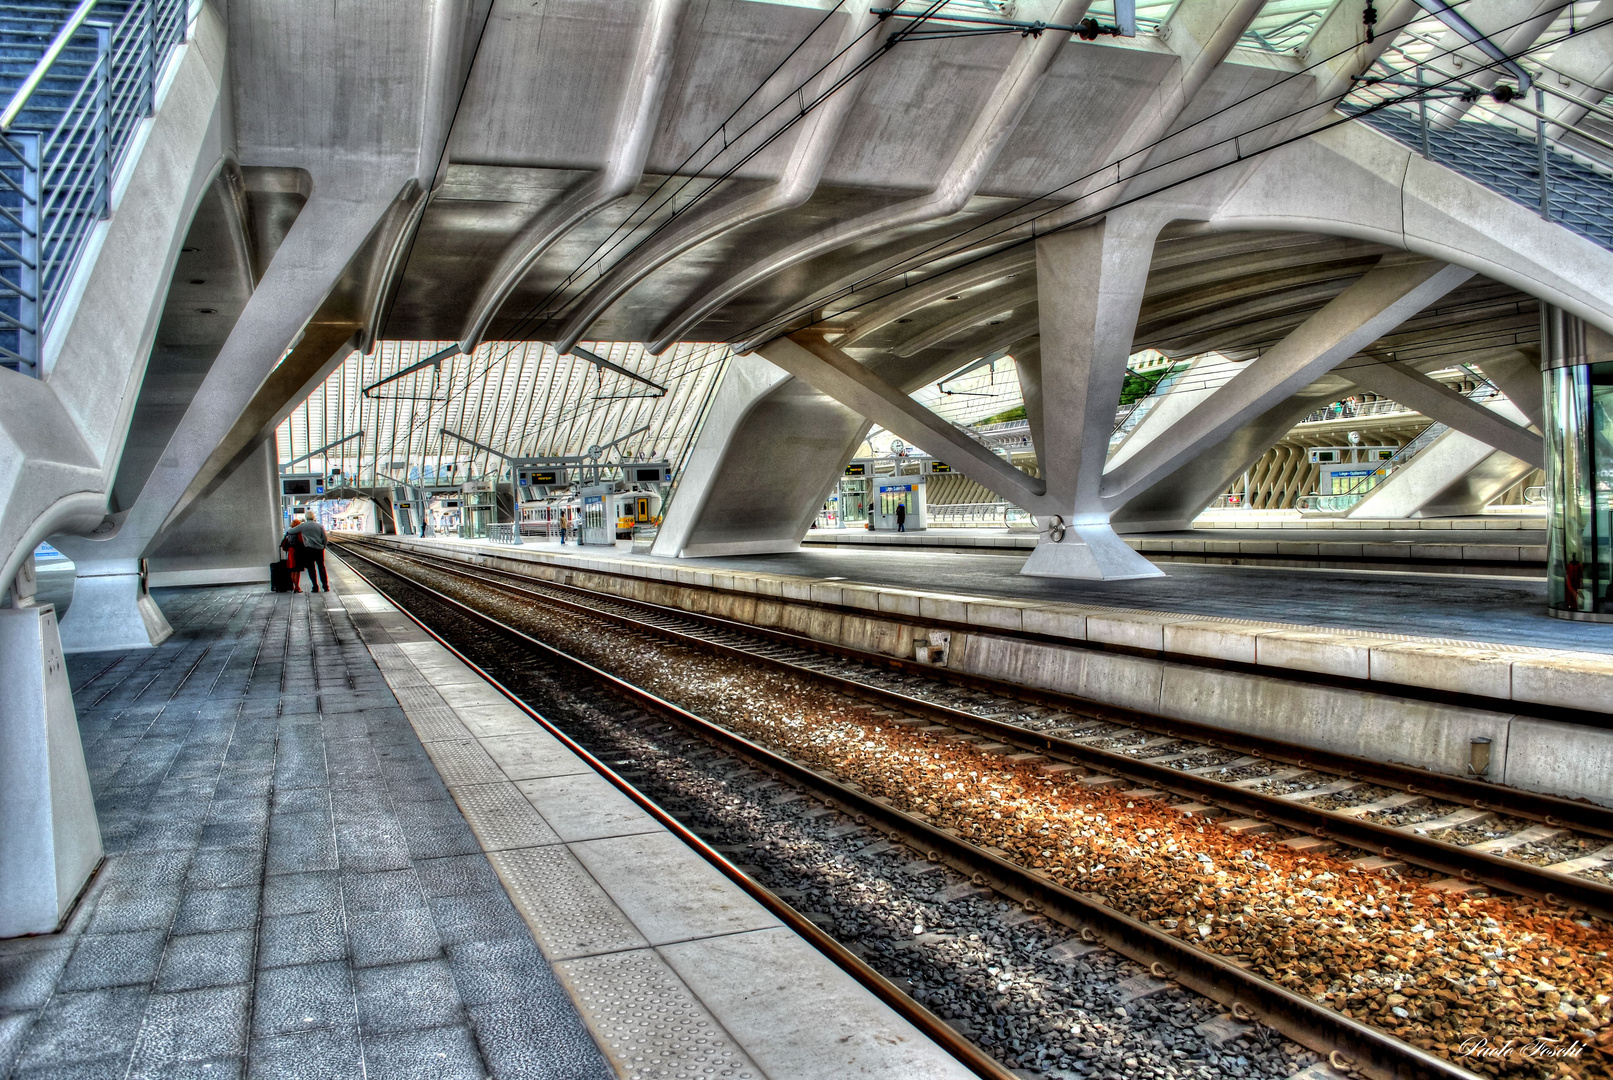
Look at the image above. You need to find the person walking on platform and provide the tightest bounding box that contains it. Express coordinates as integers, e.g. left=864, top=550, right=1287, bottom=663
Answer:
left=896, top=500, right=907, bottom=533
left=281, top=517, right=306, bottom=593
left=292, top=511, right=330, bottom=593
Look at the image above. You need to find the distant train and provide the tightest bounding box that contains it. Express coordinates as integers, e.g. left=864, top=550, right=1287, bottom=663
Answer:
left=519, top=486, right=663, bottom=541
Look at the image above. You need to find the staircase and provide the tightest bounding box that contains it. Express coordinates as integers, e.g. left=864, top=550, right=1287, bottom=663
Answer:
left=0, top=0, right=187, bottom=372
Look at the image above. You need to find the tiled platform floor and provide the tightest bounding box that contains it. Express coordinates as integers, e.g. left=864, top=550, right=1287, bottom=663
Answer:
left=0, top=583, right=613, bottom=1080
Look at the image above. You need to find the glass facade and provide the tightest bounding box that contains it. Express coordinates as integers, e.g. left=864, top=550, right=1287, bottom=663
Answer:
left=1543, top=309, right=1613, bottom=621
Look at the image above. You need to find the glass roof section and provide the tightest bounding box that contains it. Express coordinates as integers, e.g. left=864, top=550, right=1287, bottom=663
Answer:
left=276, top=340, right=731, bottom=487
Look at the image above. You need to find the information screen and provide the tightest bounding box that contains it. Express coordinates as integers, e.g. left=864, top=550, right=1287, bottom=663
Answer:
left=844, top=463, right=866, bottom=476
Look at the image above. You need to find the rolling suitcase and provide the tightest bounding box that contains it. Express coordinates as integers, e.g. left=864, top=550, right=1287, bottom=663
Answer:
left=270, top=560, right=293, bottom=593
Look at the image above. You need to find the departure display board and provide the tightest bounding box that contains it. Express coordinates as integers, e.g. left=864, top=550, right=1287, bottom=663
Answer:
left=844, top=463, right=866, bottom=476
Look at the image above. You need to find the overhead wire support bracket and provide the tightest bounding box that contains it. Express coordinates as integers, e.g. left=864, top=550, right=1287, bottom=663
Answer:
left=867, top=6, right=1135, bottom=37
left=1407, top=0, right=1532, bottom=93
left=440, top=427, right=520, bottom=464
left=362, top=344, right=460, bottom=398
left=281, top=431, right=364, bottom=473
left=568, top=346, right=667, bottom=396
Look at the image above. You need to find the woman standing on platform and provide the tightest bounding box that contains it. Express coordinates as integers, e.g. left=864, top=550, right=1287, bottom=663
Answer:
left=281, top=517, right=306, bottom=593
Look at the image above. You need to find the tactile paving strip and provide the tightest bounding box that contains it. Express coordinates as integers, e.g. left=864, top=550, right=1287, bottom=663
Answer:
left=391, top=684, right=469, bottom=742
left=423, top=737, right=508, bottom=787
left=454, top=782, right=562, bottom=851
left=555, top=949, right=759, bottom=1080
left=489, top=847, right=646, bottom=960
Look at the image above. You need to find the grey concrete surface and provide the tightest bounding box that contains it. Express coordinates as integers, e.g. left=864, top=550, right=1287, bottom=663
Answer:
left=0, top=604, right=101, bottom=938
left=0, top=584, right=612, bottom=1080
left=667, top=547, right=1613, bottom=653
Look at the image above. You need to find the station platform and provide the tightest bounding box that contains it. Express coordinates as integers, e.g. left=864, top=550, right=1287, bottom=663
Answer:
left=365, top=534, right=1613, bottom=809
left=803, top=519, right=1548, bottom=575
left=0, top=559, right=969, bottom=1080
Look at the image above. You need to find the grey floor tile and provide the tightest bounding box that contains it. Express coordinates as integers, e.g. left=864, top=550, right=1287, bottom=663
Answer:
left=359, top=1025, right=486, bottom=1080
left=130, top=1057, right=245, bottom=1080
left=58, top=930, right=166, bottom=990
left=340, top=868, right=425, bottom=914
left=354, top=960, right=463, bottom=1035
left=251, top=962, right=356, bottom=1038
left=428, top=893, right=530, bottom=948
left=270, top=787, right=330, bottom=815
left=246, top=1025, right=362, bottom=1080
left=12, top=1053, right=131, bottom=1079
left=173, top=885, right=259, bottom=935
left=0, top=944, right=71, bottom=1010
left=0, top=1009, right=34, bottom=1076
left=266, top=811, right=339, bottom=875
left=348, top=909, right=443, bottom=969
left=446, top=939, right=558, bottom=1008
left=129, top=984, right=251, bottom=1072
left=199, top=817, right=268, bottom=851
left=186, top=848, right=263, bottom=892
left=14, top=986, right=148, bottom=1070
left=468, top=994, right=613, bottom=1080
left=157, top=929, right=256, bottom=991
left=258, top=909, right=348, bottom=969
left=414, top=854, right=504, bottom=899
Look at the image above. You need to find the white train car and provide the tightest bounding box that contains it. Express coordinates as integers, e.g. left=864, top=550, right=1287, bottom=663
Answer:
left=520, top=487, right=662, bottom=542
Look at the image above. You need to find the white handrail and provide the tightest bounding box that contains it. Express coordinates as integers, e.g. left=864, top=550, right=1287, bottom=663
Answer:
left=1, top=0, right=100, bottom=131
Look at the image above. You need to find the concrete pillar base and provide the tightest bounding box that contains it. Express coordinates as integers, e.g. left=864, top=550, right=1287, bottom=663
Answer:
left=1021, top=522, right=1164, bottom=580
left=0, top=604, right=103, bottom=937
left=58, top=560, right=173, bottom=653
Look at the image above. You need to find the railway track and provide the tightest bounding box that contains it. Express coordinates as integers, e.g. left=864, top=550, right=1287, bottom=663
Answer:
left=337, top=540, right=1613, bottom=1079
left=340, top=537, right=1613, bottom=918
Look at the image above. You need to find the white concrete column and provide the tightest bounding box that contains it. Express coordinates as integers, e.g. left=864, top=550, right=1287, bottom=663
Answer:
left=1024, top=213, right=1166, bottom=580
left=0, top=597, right=102, bottom=937
left=55, top=556, right=172, bottom=653
left=145, top=438, right=283, bottom=587
left=651, top=353, right=791, bottom=557
left=650, top=351, right=870, bottom=558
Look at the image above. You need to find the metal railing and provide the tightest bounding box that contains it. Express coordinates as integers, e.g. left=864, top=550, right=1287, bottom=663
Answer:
left=0, top=0, right=190, bottom=373
left=486, top=522, right=524, bottom=546
left=926, top=501, right=1034, bottom=528
left=1341, top=40, right=1613, bottom=251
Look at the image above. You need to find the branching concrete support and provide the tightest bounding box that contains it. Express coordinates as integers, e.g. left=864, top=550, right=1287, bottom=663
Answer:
left=1475, top=352, right=1544, bottom=429
left=650, top=0, right=1092, bottom=354
left=459, top=0, right=688, bottom=353
left=1344, top=359, right=1544, bottom=466
left=1100, top=257, right=1475, bottom=506
left=1023, top=215, right=1168, bottom=579
left=758, top=334, right=1048, bottom=508
left=1110, top=385, right=1349, bottom=530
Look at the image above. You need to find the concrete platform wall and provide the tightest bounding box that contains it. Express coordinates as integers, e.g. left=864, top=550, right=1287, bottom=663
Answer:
left=356, top=537, right=1613, bottom=808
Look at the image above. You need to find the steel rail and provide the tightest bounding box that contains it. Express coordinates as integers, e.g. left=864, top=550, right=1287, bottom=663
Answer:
left=346, top=537, right=1612, bottom=829
left=343, top=538, right=1613, bottom=920
left=335, top=543, right=1479, bottom=1080
left=332, top=548, right=1018, bottom=1080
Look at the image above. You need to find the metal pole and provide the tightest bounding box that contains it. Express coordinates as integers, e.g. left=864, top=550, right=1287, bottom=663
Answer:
left=1417, top=65, right=1431, bottom=159
left=1537, top=87, right=1550, bottom=220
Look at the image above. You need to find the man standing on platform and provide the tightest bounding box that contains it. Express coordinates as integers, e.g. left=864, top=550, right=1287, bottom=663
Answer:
left=292, top=511, right=330, bottom=593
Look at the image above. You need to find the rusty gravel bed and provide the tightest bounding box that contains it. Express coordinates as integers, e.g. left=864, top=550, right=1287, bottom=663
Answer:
left=350, top=540, right=1613, bottom=919
left=341, top=541, right=1613, bottom=1080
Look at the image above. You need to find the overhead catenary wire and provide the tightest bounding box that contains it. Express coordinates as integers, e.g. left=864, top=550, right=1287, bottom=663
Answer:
left=732, top=0, right=1589, bottom=349
left=486, top=0, right=959, bottom=357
